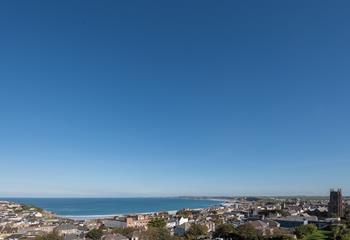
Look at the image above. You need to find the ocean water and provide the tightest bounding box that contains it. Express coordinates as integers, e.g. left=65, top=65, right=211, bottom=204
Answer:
left=2, top=198, right=219, bottom=218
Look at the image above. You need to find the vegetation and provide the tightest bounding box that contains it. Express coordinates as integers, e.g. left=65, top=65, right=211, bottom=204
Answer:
left=147, top=217, right=167, bottom=228
left=176, top=209, right=193, bottom=218
left=86, top=228, right=104, bottom=240
left=303, top=230, right=330, bottom=240
left=340, top=232, right=350, bottom=240
left=141, top=227, right=172, bottom=240
left=328, top=224, right=350, bottom=240
left=236, top=223, right=260, bottom=240
left=294, top=224, right=317, bottom=239
left=22, top=204, right=44, bottom=213
left=213, top=222, right=296, bottom=240
left=265, top=236, right=295, bottom=240
left=185, top=223, right=208, bottom=239
left=213, top=223, right=236, bottom=238
left=112, top=227, right=137, bottom=238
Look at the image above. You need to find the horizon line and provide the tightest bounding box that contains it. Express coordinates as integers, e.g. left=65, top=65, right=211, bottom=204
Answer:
left=0, top=195, right=339, bottom=199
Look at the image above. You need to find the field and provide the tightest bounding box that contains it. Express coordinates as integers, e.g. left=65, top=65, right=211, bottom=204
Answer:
left=304, top=230, right=331, bottom=240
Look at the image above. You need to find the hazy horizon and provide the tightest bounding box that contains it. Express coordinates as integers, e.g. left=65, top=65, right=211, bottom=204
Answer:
left=0, top=194, right=344, bottom=198
left=0, top=191, right=347, bottom=199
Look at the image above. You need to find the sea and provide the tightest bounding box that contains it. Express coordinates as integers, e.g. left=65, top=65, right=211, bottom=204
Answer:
left=2, top=197, right=220, bottom=219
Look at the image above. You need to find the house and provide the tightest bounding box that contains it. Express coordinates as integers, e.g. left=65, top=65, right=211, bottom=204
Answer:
left=18, top=225, right=56, bottom=234
left=125, top=215, right=150, bottom=228
left=243, top=220, right=276, bottom=236
left=106, top=219, right=127, bottom=228
left=55, top=224, right=81, bottom=237
left=102, top=220, right=126, bottom=229
left=263, top=220, right=280, bottom=228
left=22, top=230, right=46, bottom=239
left=166, top=219, right=177, bottom=228
left=178, top=217, right=189, bottom=226
left=204, top=221, right=215, bottom=232
left=174, top=222, right=191, bottom=237
left=62, top=233, right=84, bottom=240
left=85, top=220, right=101, bottom=231
left=0, top=225, right=18, bottom=235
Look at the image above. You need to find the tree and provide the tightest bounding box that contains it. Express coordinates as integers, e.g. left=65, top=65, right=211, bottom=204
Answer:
left=329, top=224, right=348, bottom=240
left=341, top=232, right=350, bottom=240
left=35, top=232, right=63, bottom=240
left=147, top=217, right=167, bottom=228
left=177, top=209, right=193, bottom=218
left=23, top=204, right=44, bottom=213
left=141, top=227, right=173, bottom=240
left=213, top=223, right=236, bottom=238
left=86, top=228, right=104, bottom=240
left=294, top=224, right=317, bottom=239
left=112, top=227, right=137, bottom=238
left=236, top=223, right=260, bottom=240
left=185, top=224, right=208, bottom=239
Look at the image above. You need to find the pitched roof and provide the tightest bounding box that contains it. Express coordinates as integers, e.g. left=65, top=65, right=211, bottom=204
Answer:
left=102, top=233, right=128, bottom=240
left=246, top=220, right=269, bottom=229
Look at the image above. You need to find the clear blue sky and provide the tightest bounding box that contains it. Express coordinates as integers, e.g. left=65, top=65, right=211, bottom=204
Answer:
left=1, top=0, right=350, bottom=197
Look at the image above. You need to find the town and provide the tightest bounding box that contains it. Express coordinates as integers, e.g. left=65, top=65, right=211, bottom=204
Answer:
left=0, top=189, right=349, bottom=240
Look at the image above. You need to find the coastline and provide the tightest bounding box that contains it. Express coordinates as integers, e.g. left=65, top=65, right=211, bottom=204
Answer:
left=59, top=205, right=227, bottom=220
left=60, top=210, right=180, bottom=220
left=1, top=197, right=223, bottom=220
left=58, top=206, right=224, bottom=220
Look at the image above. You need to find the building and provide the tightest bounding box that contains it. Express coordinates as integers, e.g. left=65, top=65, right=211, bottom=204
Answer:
left=109, top=215, right=150, bottom=229
left=328, top=188, right=343, bottom=218
left=242, top=220, right=275, bottom=236
left=174, top=222, right=191, bottom=237
left=102, top=220, right=127, bottom=229
left=102, top=233, right=129, bottom=240
left=178, top=217, right=189, bottom=226
left=126, top=215, right=150, bottom=228
left=274, top=216, right=308, bottom=228
left=55, top=224, right=81, bottom=237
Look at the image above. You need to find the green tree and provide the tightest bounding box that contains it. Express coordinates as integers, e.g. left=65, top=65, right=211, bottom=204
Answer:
left=294, top=224, right=317, bottom=239
left=185, top=224, right=208, bottom=239
left=213, top=223, right=236, bottom=238
left=330, top=224, right=348, bottom=240
left=236, top=223, right=260, bottom=240
left=141, top=227, right=172, bottom=240
left=341, top=232, right=350, bottom=240
left=177, top=209, right=192, bottom=218
left=23, top=204, right=44, bottom=213
left=86, top=228, right=104, bottom=240
left=147, top=217, right=167, bottom=228
left=112, top=227, right=137, bottom=238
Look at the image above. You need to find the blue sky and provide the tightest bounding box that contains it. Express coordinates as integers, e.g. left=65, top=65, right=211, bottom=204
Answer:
left=1, top=0, right=350, bottom=197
